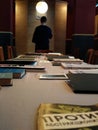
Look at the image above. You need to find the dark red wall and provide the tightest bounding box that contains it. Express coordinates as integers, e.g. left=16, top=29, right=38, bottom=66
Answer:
left=74, top=0, right=96, bottom=34
left=66, top=0, right=75, bottom=39
left=66, top=0, right=96, bottom=39
left=0, top=0, right=14, bottom=32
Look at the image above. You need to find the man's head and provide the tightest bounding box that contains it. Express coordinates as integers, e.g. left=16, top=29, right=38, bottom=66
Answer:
left=40, top=16, right=47, bottom=24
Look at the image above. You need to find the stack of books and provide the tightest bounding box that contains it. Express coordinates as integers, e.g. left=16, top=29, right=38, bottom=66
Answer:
left=0, top=67, right=26, bottom=87
left=0, top=73, right=13, bottom=86
left=66, top=73, right=98, bottom=94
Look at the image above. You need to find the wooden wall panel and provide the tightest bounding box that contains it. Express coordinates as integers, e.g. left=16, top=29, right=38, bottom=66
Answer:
left=15, top=0, right=28, bottom=55
left=54, top=1, right=67, bottom=54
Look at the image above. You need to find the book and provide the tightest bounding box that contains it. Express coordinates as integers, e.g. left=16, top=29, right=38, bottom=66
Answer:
left=0, top=60, right=37, bottom=65
left=46, top=54, right=69, bottom=61
left=37, top=103, right=98, bottom=130
left=0, top=68, right=26, bottom=79
left=66, top=73, right=98, bottom=94
left=0, top=73, right=13, bottom=86
left=68, top=69, right=98, bottom=74
left=52, top=61, right=61, bottom=66
left=47, top=52, right=62, bottom=55
left=53, top=58, right=83, bottom=63
left=61, top=63, right=98, bottom=69
left=13, top=54, right=36, bottom=60
left=39, top=74, right=68, bottom=80
left=0, top=65, right=45, bottom=72
left=23, top=66, right=46, bottom=72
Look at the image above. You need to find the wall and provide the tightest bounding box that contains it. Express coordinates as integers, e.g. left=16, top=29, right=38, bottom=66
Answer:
left=0, top=0, right=14, bottom=32
left=15, top=0, right=28, bottom=55
left=0, top=0, right=14, bottom=59
left=15, top=0, right=68, bottom=55
left=15, top=0, right=55, bottom=55
left=74, top=0, right=96, bottom=34
left=95, top=15, right=98, bottom=34
left=54, top=0, right=67, bottom=54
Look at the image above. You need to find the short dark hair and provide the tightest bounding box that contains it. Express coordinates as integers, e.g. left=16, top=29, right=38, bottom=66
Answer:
left=40, top=16, right=47, bottom=23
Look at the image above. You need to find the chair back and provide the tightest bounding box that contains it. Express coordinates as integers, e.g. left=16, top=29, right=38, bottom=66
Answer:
left=0, top=46, right=4, bottom=61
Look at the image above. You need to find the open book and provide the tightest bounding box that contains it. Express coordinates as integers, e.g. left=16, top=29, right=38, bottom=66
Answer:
left=37, top=103, right=98, bottom=130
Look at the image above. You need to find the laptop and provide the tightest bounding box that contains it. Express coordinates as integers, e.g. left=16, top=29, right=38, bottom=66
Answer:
left=66, top=73, right=98, bottom=94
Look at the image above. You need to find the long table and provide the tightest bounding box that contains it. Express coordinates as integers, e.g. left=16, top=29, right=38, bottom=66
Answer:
left=0, top=56, right=98, bottom=130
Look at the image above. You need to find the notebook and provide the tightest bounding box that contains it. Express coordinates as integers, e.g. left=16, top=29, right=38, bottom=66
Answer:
left=66, top=73, right=98, bottom=94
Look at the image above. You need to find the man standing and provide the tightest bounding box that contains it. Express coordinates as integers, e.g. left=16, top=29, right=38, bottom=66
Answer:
left=32, top=16, right=53, bottom=52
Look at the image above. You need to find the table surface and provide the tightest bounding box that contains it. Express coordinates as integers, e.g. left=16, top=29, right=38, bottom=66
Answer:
left=0, top=56, right=98, bottom=130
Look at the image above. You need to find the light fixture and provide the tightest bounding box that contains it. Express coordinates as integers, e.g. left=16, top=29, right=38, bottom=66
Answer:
left=36, top=1, right=48, bottom=14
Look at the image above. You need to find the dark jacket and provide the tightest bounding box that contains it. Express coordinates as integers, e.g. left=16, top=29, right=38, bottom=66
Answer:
left=32, top=25, right=52, bottom=50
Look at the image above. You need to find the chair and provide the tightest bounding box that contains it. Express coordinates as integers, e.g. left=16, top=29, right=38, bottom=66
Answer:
left=73, top=48, right=80, bottom=58
left=0, top=46, right=4, bottom=61
left=86, top=49, right=94, bottom=64
left=7, top=46, right=13, bottom=59
left=92, top=50, right=98, bottom=64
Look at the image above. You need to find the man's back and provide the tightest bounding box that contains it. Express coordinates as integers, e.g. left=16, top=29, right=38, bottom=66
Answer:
left=32, top=16, right=53, bottom=51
